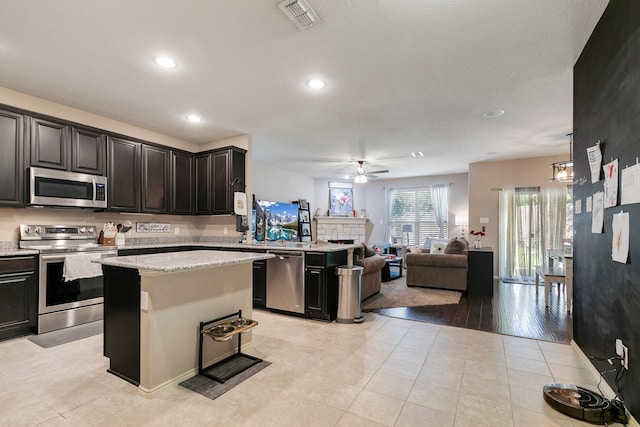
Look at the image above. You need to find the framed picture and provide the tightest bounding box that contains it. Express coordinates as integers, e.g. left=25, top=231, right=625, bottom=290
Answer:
left=301, top=223, right=311, bottom=236
left=299, top=199, right=309, bottom=210
left=299, top=211, right=310, bottom=222
left=391, top=236, right=403, bottom=245
left=329, top=188, right=354, bottom=216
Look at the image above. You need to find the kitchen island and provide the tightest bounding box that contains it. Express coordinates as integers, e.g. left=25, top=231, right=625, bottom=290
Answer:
left=99, top=250, right=274, bottom=397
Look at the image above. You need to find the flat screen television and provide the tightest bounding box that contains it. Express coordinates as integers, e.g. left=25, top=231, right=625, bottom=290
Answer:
left=254, top=200, right=299, bottom=241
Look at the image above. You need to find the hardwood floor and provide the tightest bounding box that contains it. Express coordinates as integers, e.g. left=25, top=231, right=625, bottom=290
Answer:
left=367, top=279, right=573, bottom=343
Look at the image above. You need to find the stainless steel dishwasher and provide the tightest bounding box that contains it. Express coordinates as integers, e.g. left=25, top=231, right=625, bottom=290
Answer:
left=266, top=250, right=305, bottom=314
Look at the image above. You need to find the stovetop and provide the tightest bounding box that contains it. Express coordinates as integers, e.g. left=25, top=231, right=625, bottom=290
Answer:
left=19, top=224, right=114, bottom=253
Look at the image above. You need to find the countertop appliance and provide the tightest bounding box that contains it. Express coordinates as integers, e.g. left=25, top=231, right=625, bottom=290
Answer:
left=29, top=167, right=107, bottom=209
left=266, top=250, right=305, bottom=314
left=20, top=224, right=118, bottom=333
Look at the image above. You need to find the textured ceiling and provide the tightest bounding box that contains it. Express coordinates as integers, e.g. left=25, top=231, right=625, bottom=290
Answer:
left=0, top=0, right=608, bottom=180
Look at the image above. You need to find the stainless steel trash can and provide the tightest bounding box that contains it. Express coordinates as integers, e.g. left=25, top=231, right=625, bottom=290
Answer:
left=335, top=265, right=365, bottom=324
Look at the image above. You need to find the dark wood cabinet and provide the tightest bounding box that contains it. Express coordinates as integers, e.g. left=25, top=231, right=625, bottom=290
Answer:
left=305, top=251, right=347, bottom=321
left=30, top=117, right=105, bottom=175
left=0, top=109, right=24, bottom=207
left=141, top=145, right=169, bottom=213
left=108, top=136, right=141, bottom=212
left=71, top=126, right=106, bottom=175
left=305, top=265, right=326, bottom=317
left=467, top=247, right=494, bottom=296
left=29, top=117, right=68, bottom=170
left=170, top=151, right=194, bottom=215
left=0, top=256, right=37, bottom=341
left=195, top=147, right=246, bottom=215
left=253, top=259, right=267, bottom=308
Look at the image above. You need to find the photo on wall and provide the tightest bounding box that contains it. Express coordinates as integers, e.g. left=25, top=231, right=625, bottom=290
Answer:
left=329, top=188, right=354, bottom=216
left=301, top=223, right=311, bottom=236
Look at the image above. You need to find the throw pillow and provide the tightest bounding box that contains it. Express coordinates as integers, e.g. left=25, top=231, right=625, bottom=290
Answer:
left=444, top=239, right=466, bottom=254
left=430, top=241, right=447, bottom=255
left=363, top=243, right=375, bottom=258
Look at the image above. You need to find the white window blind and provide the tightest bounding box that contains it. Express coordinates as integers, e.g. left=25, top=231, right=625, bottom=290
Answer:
left=389, top=187, right=448, bottom=246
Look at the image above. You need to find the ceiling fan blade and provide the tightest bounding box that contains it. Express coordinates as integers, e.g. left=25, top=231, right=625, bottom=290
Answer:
left=367, top=170, right=389, bottom=175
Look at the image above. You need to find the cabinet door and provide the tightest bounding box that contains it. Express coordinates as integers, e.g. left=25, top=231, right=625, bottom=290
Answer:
left=0, top=109, right=24, bottom=207
left=195, top=154, right=211, bottom=214
left=211, top=150, right=231, bottom=214
left=305, top=266, right=327, bottom=316
left=30, top=117, right=69, bottom=170
left=170, top=151, right=194, bottom=215
left=141, top=144, right=169, bottom=213
left=253, top=260, right=267, bottom=308
left=108, top=136, right=140, bottom=211
left=0, top=256, right=37, bottom=341
left=71, top=127, right=106, bottom=175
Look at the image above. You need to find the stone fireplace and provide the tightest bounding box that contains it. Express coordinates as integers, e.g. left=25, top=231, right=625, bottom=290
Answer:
left=313, top=217, right=368, bottom=244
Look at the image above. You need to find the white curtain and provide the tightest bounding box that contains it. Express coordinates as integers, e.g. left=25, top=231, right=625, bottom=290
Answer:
left=499, top=186, right=568, bottom=282
left=384, top=187, right=397, bottom=242
left=430, top=184, right=448, bottom=238
left=541, top=186, right=568, bottom=254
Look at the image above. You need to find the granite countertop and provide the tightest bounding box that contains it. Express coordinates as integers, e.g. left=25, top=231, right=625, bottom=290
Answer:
left=99, top=250, right=275, bottom=272
left=113, top=241, right=361, bottom=253
left=0, top=248, right=39, bottom=257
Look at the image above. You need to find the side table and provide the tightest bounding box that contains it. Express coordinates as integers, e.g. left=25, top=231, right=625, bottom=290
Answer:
left=467, top=247, right=494, bottom=296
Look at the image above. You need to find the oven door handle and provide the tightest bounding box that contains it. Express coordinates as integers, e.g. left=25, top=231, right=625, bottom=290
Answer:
left=40, top=251, right=117, bottom=260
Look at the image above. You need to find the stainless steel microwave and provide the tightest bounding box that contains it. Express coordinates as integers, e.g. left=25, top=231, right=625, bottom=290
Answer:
left=29, top=167, right=108, bottom=208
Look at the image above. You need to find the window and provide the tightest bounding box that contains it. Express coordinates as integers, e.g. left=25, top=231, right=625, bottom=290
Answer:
left=388, top=186, right=448, bottom=246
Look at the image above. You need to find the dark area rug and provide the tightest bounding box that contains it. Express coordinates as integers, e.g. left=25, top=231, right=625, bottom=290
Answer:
left=28, top=320, right=103, bottom=348
left=180, top=359, right=271, bottom=400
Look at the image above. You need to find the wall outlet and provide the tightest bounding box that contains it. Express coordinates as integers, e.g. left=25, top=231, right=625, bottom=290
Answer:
left=616, top=339, right=629, bottom=370
left=223, top=227, right=228, bottom=235
left=622, top=344, right=629, bottom=370
left=174, top=227, right=179, bottom=235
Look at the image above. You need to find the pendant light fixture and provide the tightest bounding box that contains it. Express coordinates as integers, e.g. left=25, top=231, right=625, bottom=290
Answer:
left=550, top=133, right=574, bottom=183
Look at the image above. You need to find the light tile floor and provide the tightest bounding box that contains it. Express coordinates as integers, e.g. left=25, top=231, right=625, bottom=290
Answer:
left=0, top=311, right=608, bottom=426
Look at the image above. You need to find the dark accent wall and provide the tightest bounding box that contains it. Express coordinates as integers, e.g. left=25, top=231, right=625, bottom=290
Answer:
left=574, top=0, right=640, bottom=416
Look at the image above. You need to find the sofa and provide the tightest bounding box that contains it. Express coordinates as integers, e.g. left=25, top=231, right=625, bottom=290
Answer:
left=353, top=247, right=386, bottom=301
left=405, top=238, right=468, bottom=291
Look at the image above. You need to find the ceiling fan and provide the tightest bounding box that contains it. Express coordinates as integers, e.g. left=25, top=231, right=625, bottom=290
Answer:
left=347, top=160, right=389, bottom=183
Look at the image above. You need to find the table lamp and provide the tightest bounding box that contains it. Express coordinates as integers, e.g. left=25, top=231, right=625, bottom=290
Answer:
left=401, top=224, right=414, bottom=245
left=455, top=215, right=468, bottom=238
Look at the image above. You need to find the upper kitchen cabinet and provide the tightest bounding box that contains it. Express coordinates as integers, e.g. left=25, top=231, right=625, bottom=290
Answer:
left=170, top=150, right=194, bottom=215
left=108, top=136, right=140, bottom=212
left=29, top=116, right=106, bottom=175
left=141, top=144, right=170, bottom=214
left=71, top=127, right=106, bottom=175
left=0, top=109, right=24, bottom=207
left=195, top=147, right=246, bottom=215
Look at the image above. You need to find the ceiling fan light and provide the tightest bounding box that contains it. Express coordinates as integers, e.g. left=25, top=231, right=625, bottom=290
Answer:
left=354, top=174, right=368, bottom=184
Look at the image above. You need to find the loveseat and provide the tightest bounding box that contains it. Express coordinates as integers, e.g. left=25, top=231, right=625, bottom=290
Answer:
left=353, top=247, right=386, bottom=301
left=405, top=239, right=468, bottom=291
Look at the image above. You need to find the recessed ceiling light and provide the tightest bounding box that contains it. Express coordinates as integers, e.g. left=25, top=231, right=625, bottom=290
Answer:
left=307, top=79, right=326, bottom=89
left=484, top=110, right=505, bottom=118
left=411, top=151, right=424, bottom=157
left=186, top=114, right=201, bottom=123
left=154, top=56, right=177, bottom=69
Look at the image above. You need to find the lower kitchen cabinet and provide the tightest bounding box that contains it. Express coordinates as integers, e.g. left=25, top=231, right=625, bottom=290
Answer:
left=252, top=259, right=267, bottom=308
left=305, top=251, right=347, bottom=321
left=0, top=256, right=37, bottom=341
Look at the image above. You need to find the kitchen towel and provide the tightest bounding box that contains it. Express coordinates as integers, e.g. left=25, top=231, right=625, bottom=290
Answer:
left=234, top=192, right=248, bottom=215
left=63, top=253, right=104, bottom=282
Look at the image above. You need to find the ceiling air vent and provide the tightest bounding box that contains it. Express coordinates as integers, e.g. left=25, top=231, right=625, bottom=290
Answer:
left=278, top=0, right=322, bottom=30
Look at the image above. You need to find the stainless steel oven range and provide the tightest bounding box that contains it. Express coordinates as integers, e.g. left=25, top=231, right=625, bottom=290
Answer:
left=19, top=224, right=118, bottom=334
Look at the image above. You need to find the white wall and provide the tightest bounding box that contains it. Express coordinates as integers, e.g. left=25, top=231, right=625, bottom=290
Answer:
left=312, top=173, right=469, bottom=245
left=253, top=161, right=315, bottom=204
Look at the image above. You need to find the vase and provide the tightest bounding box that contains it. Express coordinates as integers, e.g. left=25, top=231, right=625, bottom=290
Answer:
left=474, top=239, right=482, bottom=249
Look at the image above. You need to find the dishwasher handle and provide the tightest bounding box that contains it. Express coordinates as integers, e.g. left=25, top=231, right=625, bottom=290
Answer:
left=268, top=250, right=304, bottom=259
